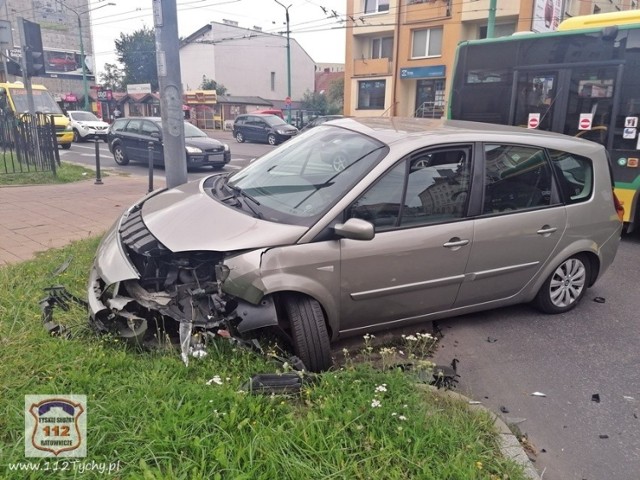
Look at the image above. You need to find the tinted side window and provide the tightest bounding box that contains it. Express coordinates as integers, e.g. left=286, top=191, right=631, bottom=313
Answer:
left=125, top=119, right=142, bottom=134
left=548, top=149, right=593, bottom=204
left=349, top=146, right=473, bottom=230
left=140, top=121, right=160, bottom=136
left=483, top=144, right=555, bottom=214
left=111, top=119, right=128, bottom=132
left=235, top=117, right=246, bottom=125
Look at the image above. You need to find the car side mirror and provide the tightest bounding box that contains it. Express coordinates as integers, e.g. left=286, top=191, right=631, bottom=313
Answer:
left=334, top=218, right=375, bottom=241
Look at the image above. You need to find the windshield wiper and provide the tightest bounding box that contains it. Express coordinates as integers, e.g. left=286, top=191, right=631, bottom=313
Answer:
left=225, top=181, right=263, bottom=219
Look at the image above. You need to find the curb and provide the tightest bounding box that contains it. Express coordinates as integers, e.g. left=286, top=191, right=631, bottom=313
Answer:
left=424, top=386, right=541, bottom=480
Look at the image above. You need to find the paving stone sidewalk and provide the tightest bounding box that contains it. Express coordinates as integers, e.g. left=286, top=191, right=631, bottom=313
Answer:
left=0, top=175, right=159, bottom=266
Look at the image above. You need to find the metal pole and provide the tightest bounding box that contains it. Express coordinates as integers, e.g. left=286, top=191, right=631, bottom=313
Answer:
left=487, top=0, right=497, bottom=38
left=147, top=141, right=154, bottom=192
left=17, top=18, right=35, bottom=114
left=275, top=1, right=292, bottom=124
left=94, top=137, right=103, bottom=184
left=153, top=0, right=187, bottom=188
left=77, top=14, right=89, bottom=111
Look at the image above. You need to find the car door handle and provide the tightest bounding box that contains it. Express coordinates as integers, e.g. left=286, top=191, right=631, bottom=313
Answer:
left=443, top=238, right=470, bottom=249
left=536, top=226, right=557, bottom=235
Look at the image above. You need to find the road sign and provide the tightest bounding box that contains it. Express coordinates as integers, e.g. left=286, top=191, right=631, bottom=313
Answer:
left=285, top=96, right=291, bottom=106
left=527, top=113, right=540, bottom=129
left=578, top=113, right=593, bottom=130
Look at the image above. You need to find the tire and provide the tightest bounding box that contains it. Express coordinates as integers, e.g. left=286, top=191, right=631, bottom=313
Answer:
left=235, top=131, right=245, bottom=143
left=534, top=255, right=590, bottom=314
left=267, top=134, right=277, bottom=146
left=73, top=130, right=83, bottom=143
left=61, top=143, right=71, bottom=150
left=113, top=144, right=130, bottom=165
left=283, top=294, right=332, bottom=372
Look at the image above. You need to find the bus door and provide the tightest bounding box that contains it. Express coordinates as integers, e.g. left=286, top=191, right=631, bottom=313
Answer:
left=562, top=65, right=620, bottom=148
left=512, top=65, right=621, bottom=149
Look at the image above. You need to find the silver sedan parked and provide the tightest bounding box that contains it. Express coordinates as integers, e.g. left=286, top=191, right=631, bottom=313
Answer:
left=87, top=118, right=623, bottom=371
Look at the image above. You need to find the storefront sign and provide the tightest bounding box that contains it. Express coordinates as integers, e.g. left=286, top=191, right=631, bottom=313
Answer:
left=400, top=65, right=446, bottom=79
left=184, top=90, right=217, bottom=104
left=127, top=83, right=152, bottom=94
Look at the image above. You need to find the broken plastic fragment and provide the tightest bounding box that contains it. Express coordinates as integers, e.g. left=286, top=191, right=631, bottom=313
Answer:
left=179, top=322, right=193, bottom=367
left=531, top=392, right=546, bottom=397
left=468, top=400, right=482, bottom=405
left=599, top=434, right=609, bottom=439
left=591, top=394, right=601, bottom=403
left=593, top=297, right=606, bottom=303
left=500, top=406, right=510, bottom=413
left=623, top=396, right=635, bottom=402
left=487, top=336, right=498, bottom=343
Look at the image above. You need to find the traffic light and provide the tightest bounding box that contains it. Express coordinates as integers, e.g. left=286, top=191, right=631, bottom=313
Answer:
left=22, top=19, right=46, bottom=77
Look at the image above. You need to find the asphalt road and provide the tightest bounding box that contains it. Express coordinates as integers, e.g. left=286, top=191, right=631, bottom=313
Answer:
left=61, top=132, right=639, bottom=479
left=431, top=232, right=640, bottom=480
left=59, top=130, right=272, bottom=182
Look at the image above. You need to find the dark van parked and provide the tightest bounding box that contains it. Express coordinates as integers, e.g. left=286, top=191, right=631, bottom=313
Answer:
left=107, top=117, right=231, bottom=169
left=232, top=113, right=298, bottom=145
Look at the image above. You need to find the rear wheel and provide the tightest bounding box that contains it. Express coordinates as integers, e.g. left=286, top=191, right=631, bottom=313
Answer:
left=283, top=294, right=332, bottom=372
left=61, top=143, right=71, bottom=150
left=235, top=131, right=245, bottom=143
left=113, top=144, right=130, bottom=165
left=534, top=255, right=590, bottom=313
left=267, top=134, right=277, bottom=146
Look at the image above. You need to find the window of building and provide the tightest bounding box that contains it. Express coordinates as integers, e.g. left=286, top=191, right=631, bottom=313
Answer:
left=358, top=80, right=386, bottom=110
left=372, top=37, right=393, bottom=59
left=364, top=0, right=389, bottom=14
left=411, top=27, right=443, bottom=58
left=271, top=72, right=276, bottom=91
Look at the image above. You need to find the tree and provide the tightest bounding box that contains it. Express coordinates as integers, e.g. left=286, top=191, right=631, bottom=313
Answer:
left=200, top=75, right=228, bottom=95
left=115, top=26, right=158, bottom=91
left=98, top=63, right=125, bottom=92
left=326, top=77, right=344, bottom=114
left=301, top=90, right=328, bottom=115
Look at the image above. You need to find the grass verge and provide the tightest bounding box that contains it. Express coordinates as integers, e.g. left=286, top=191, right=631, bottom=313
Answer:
left=0, top=237, right=527, bottom=479
left=0, top=161, right=98, bottom=186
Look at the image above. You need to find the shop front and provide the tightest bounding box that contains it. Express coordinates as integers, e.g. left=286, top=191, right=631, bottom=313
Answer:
left=400, top=65, right=447, bottom=118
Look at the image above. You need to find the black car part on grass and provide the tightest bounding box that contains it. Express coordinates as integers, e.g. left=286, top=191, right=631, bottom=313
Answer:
left=40, top=285, right=88, bottom=338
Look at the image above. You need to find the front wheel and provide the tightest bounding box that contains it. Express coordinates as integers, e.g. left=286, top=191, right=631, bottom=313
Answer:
left=534, top=255, right=590, bottom=314
left=267, top=134, right=277, bottom=146
left=73, top=130, right=83, bottom=143
left=283, top=294, right=332, bottom=372
left=113, top=144, right=130, bottom=165
left=235, top=131, right=245, bottom=143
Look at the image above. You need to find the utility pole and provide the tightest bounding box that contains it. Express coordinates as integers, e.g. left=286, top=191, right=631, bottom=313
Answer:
left=487, top=0, right=497, bottom=38
left=153, top=0, right=187, bottom=188
left=17, top=18, right=35, bottom=114
left=274, top=0, right=292, bottom=124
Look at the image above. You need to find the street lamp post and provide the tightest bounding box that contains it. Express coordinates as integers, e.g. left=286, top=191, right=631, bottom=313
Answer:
left=58, top=1, right=114, bottom=111
left=274, top=0, right=291, bottom=124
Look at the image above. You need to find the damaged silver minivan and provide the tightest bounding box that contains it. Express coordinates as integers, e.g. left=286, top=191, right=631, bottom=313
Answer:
left=88, top=118, right=623, bottom=372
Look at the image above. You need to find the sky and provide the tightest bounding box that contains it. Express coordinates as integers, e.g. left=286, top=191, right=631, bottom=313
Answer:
left=88, top=0, right=348, bottom=75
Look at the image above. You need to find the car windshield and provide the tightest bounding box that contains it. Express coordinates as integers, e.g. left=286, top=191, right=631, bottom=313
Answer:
left=225, top=125, right=387, bottom=225
left=70, top=111, right=100, bottom=121
left=183, top=122, right=207, bottom=137
left=10, top=89, right=64, bottom=114
left=263, top=115, right=288, bottom=127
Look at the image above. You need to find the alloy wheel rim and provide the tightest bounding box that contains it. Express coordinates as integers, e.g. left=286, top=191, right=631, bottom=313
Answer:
left=549, top=258, right=586, bottom=308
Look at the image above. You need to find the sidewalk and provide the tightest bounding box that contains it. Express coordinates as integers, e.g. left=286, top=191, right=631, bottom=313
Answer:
left=0, top=175, right=161, bottom=266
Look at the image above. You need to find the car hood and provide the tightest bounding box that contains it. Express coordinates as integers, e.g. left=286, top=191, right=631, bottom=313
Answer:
left=74, top=120, right=109, bottom=128
left=140, top=177, right=307, bottom=252
left=185, top=136, right=224, bottom=149
left=274, top=125, right=298, bottom=133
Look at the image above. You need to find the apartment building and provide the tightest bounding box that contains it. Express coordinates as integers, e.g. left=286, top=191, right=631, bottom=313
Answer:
left=344, top=0, right=638, bottom=118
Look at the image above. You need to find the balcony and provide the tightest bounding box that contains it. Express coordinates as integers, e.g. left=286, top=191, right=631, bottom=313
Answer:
left=405, top=0, right=451, bottom=23
left=353, top=57, right=392, bottom=76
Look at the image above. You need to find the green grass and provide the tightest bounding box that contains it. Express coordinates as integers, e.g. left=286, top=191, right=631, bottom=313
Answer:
left=0, top=161, right=98, bottom=185
left=0, top=238, right=527, bottom=479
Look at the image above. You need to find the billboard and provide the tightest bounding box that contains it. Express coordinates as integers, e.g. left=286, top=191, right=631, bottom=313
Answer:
left=6, top=47, right=95, bottom=81
left=532, top=0, right=562, bottom=33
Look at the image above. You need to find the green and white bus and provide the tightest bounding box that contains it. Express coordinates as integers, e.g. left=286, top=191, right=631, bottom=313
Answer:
left=449, top=10, right=640, bottom=231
